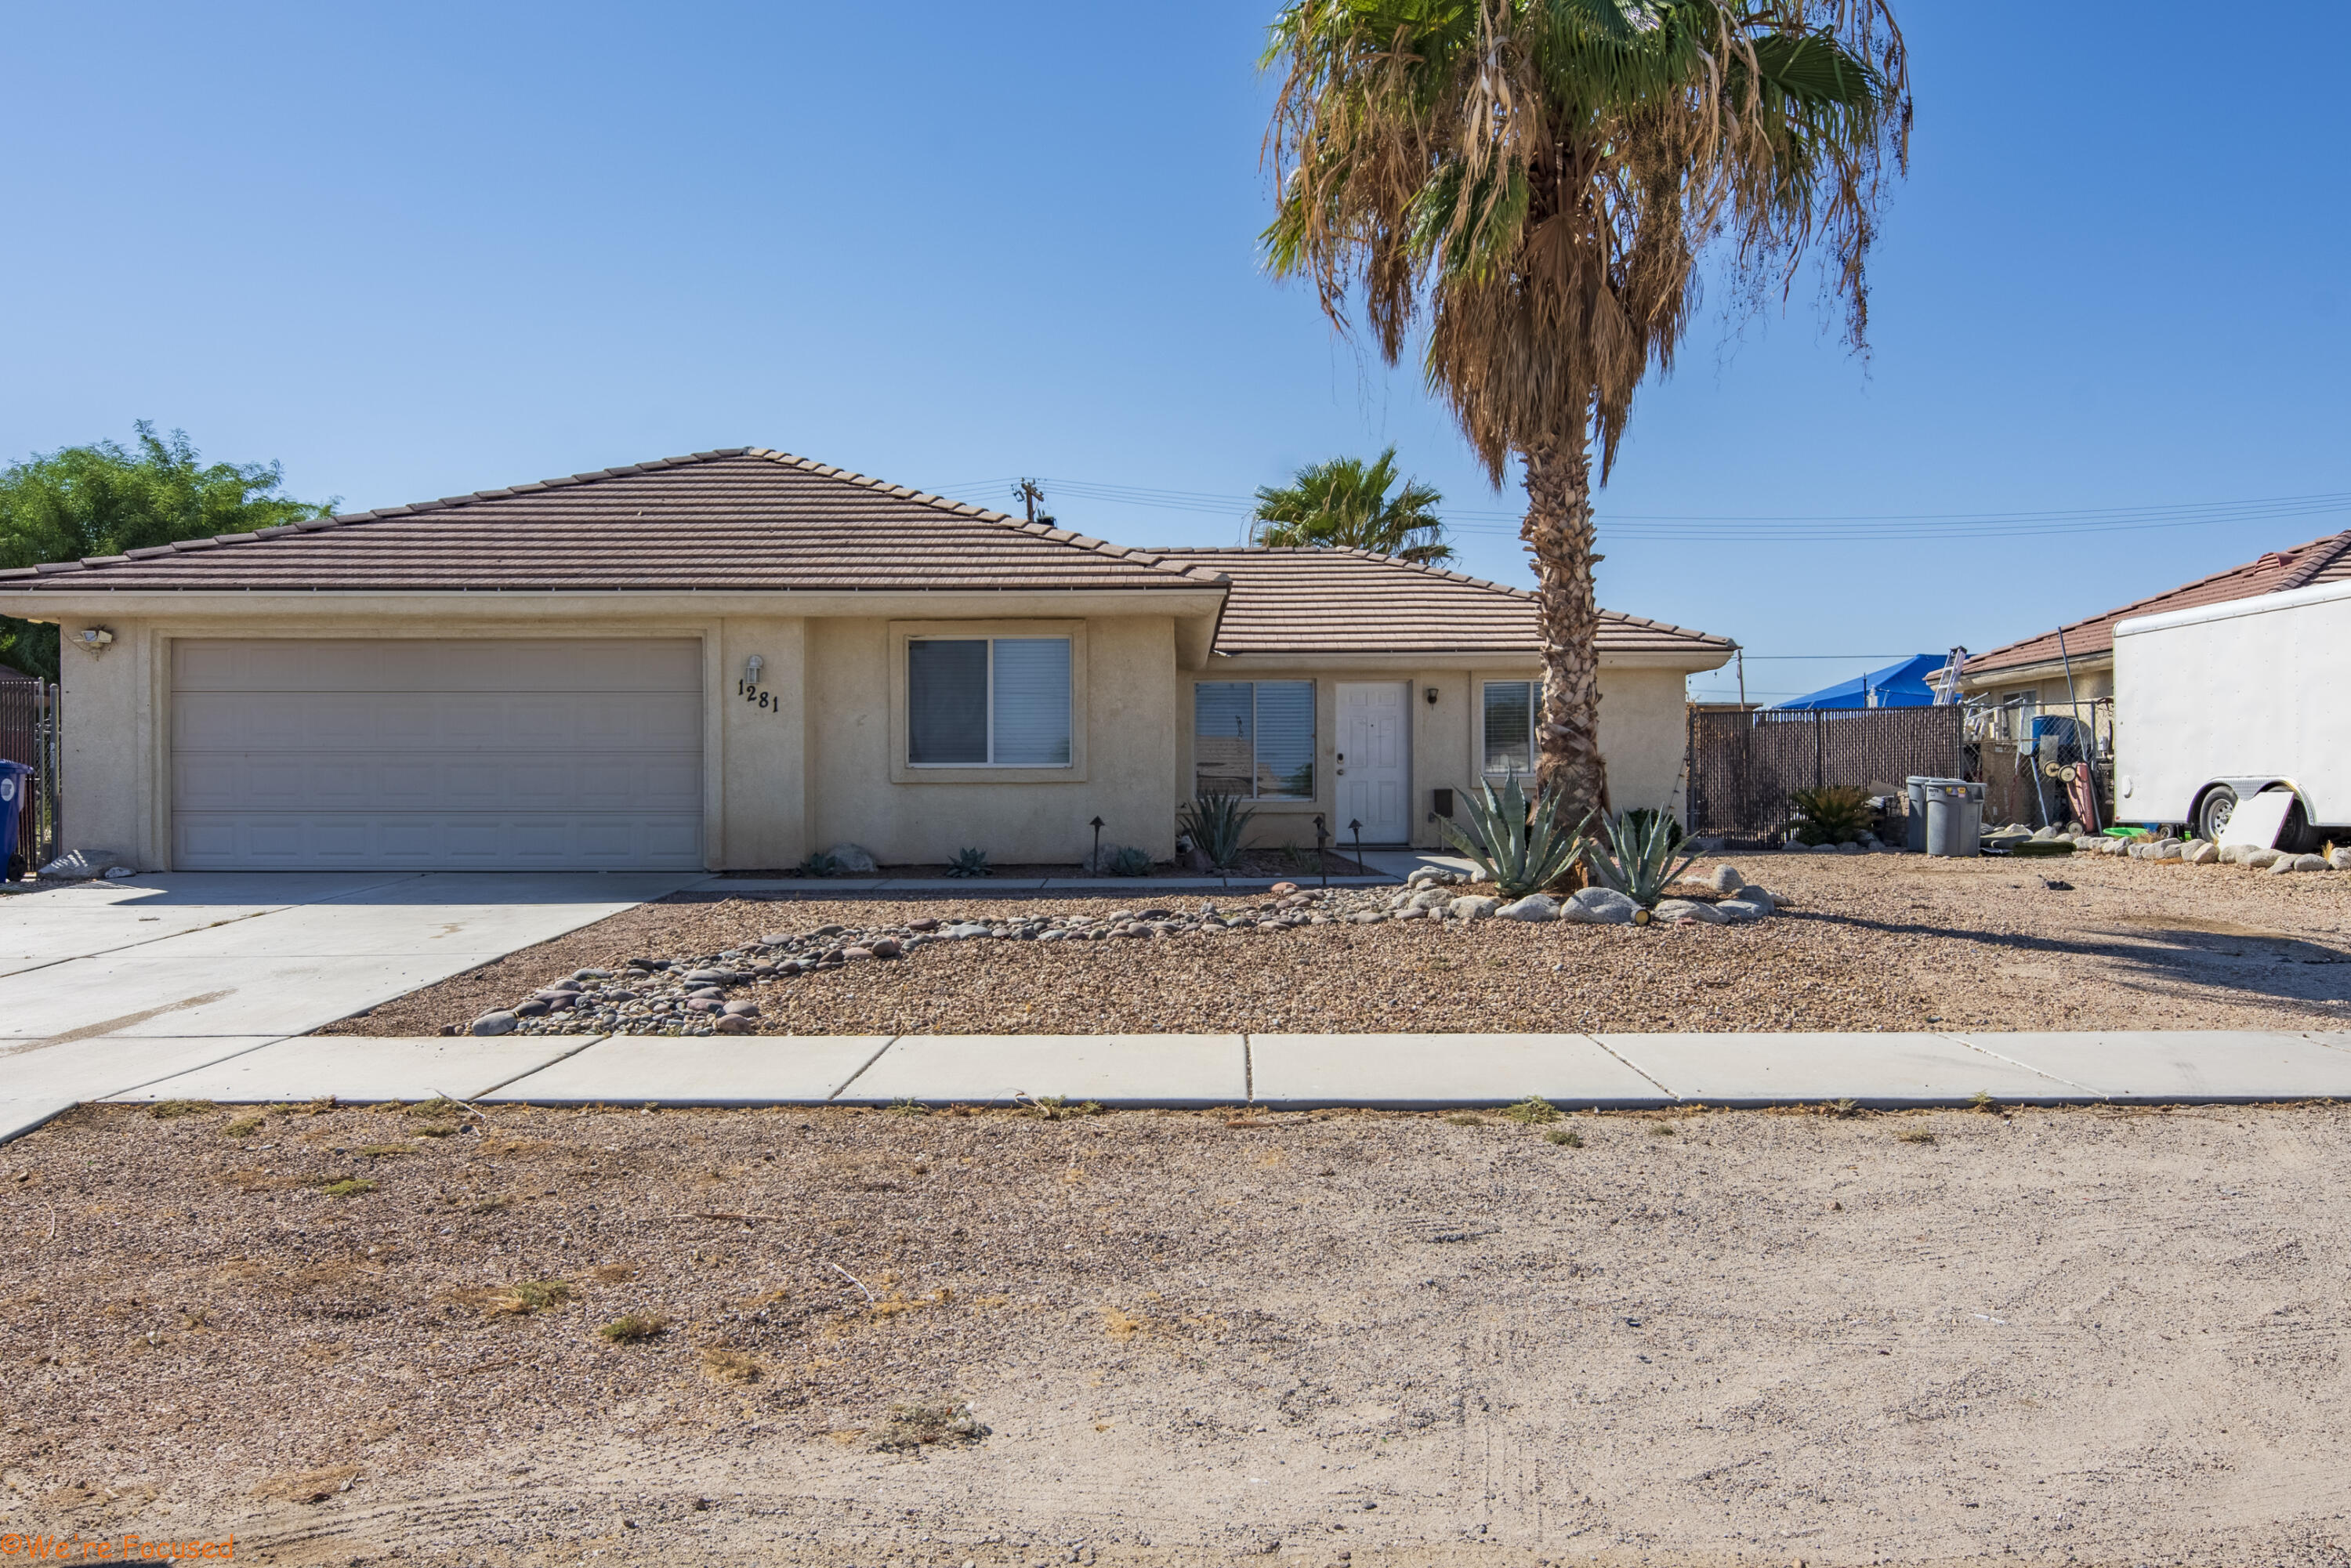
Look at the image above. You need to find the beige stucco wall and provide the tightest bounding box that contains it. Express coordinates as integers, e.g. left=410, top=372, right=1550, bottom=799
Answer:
left=27, top=596, right=1702, bottom=870
left=1171, top=661, right=1700, bottom=850
left=799, top=614, right=1178, bottom=865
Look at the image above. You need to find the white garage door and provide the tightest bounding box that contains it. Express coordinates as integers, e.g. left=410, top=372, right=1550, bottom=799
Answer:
left=172, top=639, right=705, bottom=870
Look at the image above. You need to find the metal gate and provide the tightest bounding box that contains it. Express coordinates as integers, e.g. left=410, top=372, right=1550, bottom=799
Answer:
left=1685, top=706, right=1963, bottom=838
left=0, top=675, right=62, bottom=875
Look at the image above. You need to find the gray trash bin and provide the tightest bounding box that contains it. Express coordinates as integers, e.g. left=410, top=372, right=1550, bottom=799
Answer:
left=1925, top=779, right=1984, bottom=857
left=1904, top=776, right=1931, bottom=853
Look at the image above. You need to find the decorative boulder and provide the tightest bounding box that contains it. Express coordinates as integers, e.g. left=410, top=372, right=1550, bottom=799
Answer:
left=2332, top=848, right=2351, bottom=871
left=470, top=1011, right=519, bottom=1037
left=1715, top=896, right=1773, bottom=922
left=1653, top=899, right=1728, bottom=924
left=1708, top=864, right=1746, bottom=893
left=1558, top=887, right=1639, bottom=925
left=825, top=842, right=879, bottom=875
left=2273, top=853, right=2330, bottom=874
left=2183, top=841, right=2219, bottom=864
left=1450, top=895, right=1501, bottom=921
left=2243, top=848, right=2285, bottom=870
left=1410, top=887, right=1453, bottom=911
left=1494, top=893, right=1559, bottom=922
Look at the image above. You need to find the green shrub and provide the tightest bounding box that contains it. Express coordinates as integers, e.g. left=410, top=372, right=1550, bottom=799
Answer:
left=1789, top=784, right=1873, bottom=846
left=946, top=847, right=992, bottom=878
left=1107, top=846, right=1154, bottom=878
left=796, top=851, right=841, bottom=878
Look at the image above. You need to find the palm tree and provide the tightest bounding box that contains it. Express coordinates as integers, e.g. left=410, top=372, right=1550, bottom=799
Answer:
left=1262, top=0, right=1908, bottom=822
left=1250, top=447, right=1453, bottom=563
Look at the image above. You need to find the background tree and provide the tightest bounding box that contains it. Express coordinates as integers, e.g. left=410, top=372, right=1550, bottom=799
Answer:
left=0, top=423, right=331, bottom=679
left=1250, top=447, right=1452, bottom=563
left=1262, top=0, right=1908, bottom=821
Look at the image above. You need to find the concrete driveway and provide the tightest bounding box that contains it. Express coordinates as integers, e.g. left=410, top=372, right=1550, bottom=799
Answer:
left=0, top=871, right=693, bottom=1114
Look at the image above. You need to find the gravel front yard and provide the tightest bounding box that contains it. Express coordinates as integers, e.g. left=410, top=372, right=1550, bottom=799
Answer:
left=5, top=1098, right=2346, bottom=1566
left=326, top=853, right=2351, bottom=1038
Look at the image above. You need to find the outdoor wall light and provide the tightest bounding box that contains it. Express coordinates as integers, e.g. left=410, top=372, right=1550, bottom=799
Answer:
left=71, top=627, right=115, bottom=657
left=744, top=654, right=765, bottom=686
left=1424, top=686, right=1439, bottom=705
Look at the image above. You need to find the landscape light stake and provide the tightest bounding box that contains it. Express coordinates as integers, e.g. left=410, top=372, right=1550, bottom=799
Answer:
left=1349, top=818, right=1364, bottom=878
left=1313, top=813, right=1329, bottom=887
left=1089, top=816, right=1104, bottom=875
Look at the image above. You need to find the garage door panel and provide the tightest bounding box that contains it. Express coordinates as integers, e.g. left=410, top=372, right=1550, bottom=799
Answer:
left=171, top=639, right=705, bottom=870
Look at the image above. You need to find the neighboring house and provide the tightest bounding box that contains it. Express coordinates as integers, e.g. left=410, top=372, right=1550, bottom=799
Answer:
left=1960, top=531, right=2351, bottom=744
left=0, top=448, right=1732, bottom=872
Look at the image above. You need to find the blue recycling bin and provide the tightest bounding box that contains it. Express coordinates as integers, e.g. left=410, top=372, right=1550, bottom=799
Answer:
left=0, top=762, right=28, bottom=880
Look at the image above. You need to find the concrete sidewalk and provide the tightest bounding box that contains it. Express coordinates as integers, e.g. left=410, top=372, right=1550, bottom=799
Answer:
left=4, top=1027, right=2338, bottom=1142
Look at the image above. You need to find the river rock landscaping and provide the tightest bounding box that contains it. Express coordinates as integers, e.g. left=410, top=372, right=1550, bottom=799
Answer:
left=326, top=850, right=2351, bottom=1039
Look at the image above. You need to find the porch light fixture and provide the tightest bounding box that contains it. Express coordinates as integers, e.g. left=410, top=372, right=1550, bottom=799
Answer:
left=71, top=627, right=115, bottom=657
left=1424, top=686, right=1439, bottom=705
left=744, top=654, right=765, bottom=686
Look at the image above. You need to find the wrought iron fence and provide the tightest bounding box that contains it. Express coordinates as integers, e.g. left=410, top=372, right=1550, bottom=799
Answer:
left=0, top=675, right=61, bottom=875
left=1685, top=705, right=1964, bottom=838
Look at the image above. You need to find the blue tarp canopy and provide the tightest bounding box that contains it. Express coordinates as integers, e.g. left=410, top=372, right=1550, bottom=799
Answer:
left=1773, top=654, right=1948, bottom=711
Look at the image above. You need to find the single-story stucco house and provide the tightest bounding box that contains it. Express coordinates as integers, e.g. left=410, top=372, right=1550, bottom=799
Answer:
left=0, top=448, right=1733, bottom=871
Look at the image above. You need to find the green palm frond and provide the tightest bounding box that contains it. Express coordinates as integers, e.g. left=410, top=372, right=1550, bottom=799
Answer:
left=1250, top=447, right=1452, bottom=563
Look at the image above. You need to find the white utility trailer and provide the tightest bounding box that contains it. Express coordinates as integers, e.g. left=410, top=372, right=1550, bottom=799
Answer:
left=2113, top=578, right=2351, bottom=846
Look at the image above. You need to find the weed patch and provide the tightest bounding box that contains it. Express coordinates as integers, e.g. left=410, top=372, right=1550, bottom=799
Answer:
left=223, top=1117, right=265, bottom=1139
left=1545, top=1128, right=1585, bottom=1147
left=149, top=1100, right=216, bottom=1121
left=597, top=1312, right=665, bottom=1344
left=1502, top=1095, right=1562, bottom=1124
left=315, top=1179, right=378, bottom=1198
left=867, top=1402, right=990, bottom=1453
left=1897, top=1128, right=1937, bottom=1145
left=699, top=1346, right=764, bottom=1385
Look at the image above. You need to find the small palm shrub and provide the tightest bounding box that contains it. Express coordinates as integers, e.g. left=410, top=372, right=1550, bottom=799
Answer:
left=1584, top=809, right=1701, bottom=907
left=1438, top=773, right=1591, bottom=897
left=1790, top=784, right=1873, bottom=846
left=946, top=847, right=991, bottom=878
left=796, top=851, right=841, bottom=878
left=1177, top=791, right=1257, bottom=870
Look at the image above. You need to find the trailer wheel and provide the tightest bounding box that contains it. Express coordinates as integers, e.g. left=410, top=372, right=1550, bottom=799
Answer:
left=2195, top=785, right=2237, bottom=844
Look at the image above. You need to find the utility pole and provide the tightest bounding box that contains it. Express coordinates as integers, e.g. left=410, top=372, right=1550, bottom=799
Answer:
left=1012, top=478, right=1049, bottom=525
left=1734, top=648, right=1748, bottom=709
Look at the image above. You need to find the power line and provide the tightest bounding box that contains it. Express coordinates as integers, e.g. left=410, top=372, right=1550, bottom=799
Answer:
left=922, top=476, right=2351, bottom=543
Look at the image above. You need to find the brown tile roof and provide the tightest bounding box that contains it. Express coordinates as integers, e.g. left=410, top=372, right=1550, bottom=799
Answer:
left=1151, top=547, right=1734, bottom=660
left=1963, top=530, right=2351, bottom=680
left=0, top=450, right=1230, bottom=595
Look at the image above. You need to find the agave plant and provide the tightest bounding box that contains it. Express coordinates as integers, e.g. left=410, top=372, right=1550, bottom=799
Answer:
left=1107, top=846, right=1154, bottom=878
left=1177, top=791, right=1257, bottom=871
left=1584, top=809, right=1702, bottom=908
left=946, top=846, right=991, bottom=878
left=796, top=851, right=841, bottom=878
left=1438, top=773, right=1590, bottom=898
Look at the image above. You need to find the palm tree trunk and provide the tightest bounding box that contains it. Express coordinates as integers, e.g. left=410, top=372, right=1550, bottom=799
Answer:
left=1522, top=436, right=1609, bottom=829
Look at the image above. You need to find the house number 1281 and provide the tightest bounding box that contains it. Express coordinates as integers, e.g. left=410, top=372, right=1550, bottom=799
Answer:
left=737, top=679, right=781, bottom=715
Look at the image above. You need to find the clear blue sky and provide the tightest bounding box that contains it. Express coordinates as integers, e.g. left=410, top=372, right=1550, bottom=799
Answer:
left=5, top=2, right=2346, bottom=703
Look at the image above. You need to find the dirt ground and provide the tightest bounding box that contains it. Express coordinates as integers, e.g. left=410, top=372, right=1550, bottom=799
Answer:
left=4, top=1099, right=2349, bottom=1566
left=328, top=853, right=2351, bottom=1038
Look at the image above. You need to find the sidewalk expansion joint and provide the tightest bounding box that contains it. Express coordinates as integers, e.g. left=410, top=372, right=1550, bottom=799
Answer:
left=826, top=1036, right=903, bottom=1101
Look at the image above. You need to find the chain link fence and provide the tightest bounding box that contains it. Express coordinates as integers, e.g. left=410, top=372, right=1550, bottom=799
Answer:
left=0, top=675, right=62, bottom=875
left=1685, top=706, right=1965, bottom=839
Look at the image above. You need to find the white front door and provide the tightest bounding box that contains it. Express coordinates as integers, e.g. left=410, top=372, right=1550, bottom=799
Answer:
left=1335, top=681, right=1410, bottom=845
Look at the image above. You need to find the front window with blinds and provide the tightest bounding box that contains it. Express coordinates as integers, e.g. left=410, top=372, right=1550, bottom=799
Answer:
left=1483, top=681, right=1536, bottom=777
left=1195, top=681, right=1315, bottom=799
left=908, top=638, right=1072, bottom=766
